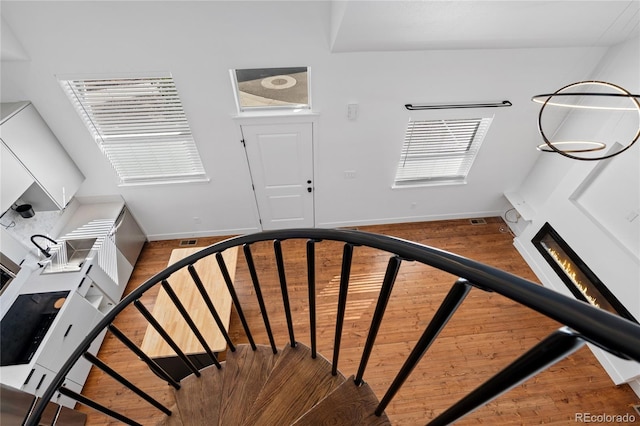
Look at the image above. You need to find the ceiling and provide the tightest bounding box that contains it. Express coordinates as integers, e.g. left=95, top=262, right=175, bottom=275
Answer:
left=0, top=1, right=638, bottom=238
left=330, top=0, right=640, bottom=52
left=3, top=1, right=639, bottom=60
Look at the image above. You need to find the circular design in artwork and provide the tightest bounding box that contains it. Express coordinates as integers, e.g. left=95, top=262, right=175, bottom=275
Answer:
left=261, top=75, right=297, bottom=90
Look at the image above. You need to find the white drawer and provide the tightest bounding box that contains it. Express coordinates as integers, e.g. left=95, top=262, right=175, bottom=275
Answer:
left=21, top=363, right=56, bottom=396
left=36, top=292, right=99, bottom=373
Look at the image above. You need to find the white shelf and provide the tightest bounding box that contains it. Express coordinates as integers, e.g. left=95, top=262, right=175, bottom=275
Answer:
left=504, top=191, right=536, bottom=221
left=85, top=285, right=114, bottom=314
left=85, top=293, right=103, bottom=309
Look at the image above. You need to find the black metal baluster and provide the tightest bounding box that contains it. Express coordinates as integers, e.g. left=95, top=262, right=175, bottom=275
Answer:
left=83, top=352, right=172, bottom=415
left=51, top=405, right=62, bottom=424
left=307, top=239, right=317, bottom=359
left=332, top=243, right=354, bottom=375
left=428, top=327, right=586, bottom=426
left=274, top=240, right=295, bottom=348
left=216, top=252, right=256, bottom=350
left=107, top=325, right=180, bottom=389
left=57, top=387, right=144, bottom=426
left=188, top=264, right=236, bottom=352
left=375, top=278, right=472, bottom=415
left=133, top=300, right=201, bottom=377
left=355, top=255, right=402, bottom=385
left=160, top=280, right=221, bottom=368
left=244, top=244, right=277, bottom=354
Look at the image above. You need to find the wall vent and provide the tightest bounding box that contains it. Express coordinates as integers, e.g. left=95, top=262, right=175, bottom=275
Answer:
left=179, top=239, right=198, bottom=247
left=469, top=218, right=487, bottom=225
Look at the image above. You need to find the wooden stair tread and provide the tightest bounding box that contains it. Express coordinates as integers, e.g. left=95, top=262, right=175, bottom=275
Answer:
left=168, top=363, right=225, bottom=426
left=155, top=404, right=184, bottom=426
left=242, top=343, right=346, bottom=426
left=292, top=376, right=392, bottom=425
left=218, top=344, right=280, bottom=425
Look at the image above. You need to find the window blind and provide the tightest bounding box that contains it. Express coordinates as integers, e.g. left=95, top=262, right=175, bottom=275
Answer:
left=394, top=117, right=492, bottom=185
left=60, top=75, right=207, bottom=185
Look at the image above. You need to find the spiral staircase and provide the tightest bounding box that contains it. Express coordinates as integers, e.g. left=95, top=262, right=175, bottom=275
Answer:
left=23, top=228, right=640, bottom=425
left=156, top=343, right=389, bottom=426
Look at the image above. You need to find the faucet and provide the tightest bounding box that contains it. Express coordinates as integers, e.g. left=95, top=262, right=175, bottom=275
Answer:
left=30, top=234, right=58, bottom=258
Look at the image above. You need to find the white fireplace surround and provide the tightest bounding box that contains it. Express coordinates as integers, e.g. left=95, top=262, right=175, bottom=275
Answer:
left=507, top=144, right=640, bottom=397
left=507, top=133, right=640, bottom=398
left=504, top=36, right=639, bottom=397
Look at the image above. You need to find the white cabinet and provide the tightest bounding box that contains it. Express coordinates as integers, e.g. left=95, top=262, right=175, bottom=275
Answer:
left=17, top=260, right=115, bottom=408
left=20, top=363, right=80, bottom=408
left=54, top=201, right=145, bottom=300
left=115, top=239, right=135, bottom=290
left=79, top=257, right=119, bottom=311
left=56, top=377, right=84, bottom=408
left=0, top=142, right=34, bottom=212
left=81, top=275, right=116, bottom=314
left=19, top=289, right=108, bottom=408
left=21, top=363, right=56, bottom=397
left=0, top=102, right=84, bottom=209
left=37, top=292, right=99, bottom=374
left=66, top=328, right=107, bottom=386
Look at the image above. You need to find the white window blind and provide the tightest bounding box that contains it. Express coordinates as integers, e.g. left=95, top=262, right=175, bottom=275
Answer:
left=60, top=75, right=207, bottom=185
left=394, top=117, right=492, bottom=185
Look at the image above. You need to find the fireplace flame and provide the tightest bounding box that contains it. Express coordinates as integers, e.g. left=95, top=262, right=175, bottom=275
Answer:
left=547, top=247, right=600, bottom=308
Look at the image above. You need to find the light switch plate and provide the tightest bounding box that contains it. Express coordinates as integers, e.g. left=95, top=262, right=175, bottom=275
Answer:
left=347, top=104, right=358, bottom=121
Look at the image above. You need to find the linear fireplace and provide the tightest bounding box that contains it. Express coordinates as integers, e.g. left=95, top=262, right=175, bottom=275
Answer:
left=532, top=222, right=638, bottom=324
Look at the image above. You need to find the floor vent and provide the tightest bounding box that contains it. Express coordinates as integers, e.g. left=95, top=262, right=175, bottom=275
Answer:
left=179, top=239, right=198, bottom=247
left=469, top=218, right=487, bottom=225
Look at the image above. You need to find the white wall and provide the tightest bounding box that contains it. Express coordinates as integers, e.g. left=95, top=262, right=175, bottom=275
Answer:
left=0, top=1, right=607, bottom=239
left=510, top=36, right=640, bottom=392
left=312, top=47, right=590, bottom=228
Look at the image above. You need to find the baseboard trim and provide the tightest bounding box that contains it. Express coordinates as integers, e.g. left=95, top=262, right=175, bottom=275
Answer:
left=316, top=210, right=503, bottom=229
left=146, top=226, right=260, bottom=241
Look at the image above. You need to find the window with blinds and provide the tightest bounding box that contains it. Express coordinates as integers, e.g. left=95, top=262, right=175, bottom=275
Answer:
left=60, top=74, right=207, bottom=185
left=394, top=117, right=493, bottom=186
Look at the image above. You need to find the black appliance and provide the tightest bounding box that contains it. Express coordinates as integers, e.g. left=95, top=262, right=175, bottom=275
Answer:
left=1, top=253, right=21, bottom=295
left=0, top=291, right=69, bottom=366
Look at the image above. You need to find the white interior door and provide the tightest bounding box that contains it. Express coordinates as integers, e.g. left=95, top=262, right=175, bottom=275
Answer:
left=241, top=123, right=314, bottom=230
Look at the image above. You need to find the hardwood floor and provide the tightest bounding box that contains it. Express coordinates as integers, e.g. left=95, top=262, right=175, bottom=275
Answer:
left=78, top=218, right=639, bottom=425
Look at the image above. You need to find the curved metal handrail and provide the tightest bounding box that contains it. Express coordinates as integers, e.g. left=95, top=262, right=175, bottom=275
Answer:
left=26, top=228, right=640, bottom=425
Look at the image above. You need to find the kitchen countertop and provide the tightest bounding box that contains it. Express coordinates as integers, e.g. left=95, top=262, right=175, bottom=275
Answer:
left=1, top=209, right=62, bottom=248
left=1, top=196, right=125, bottom=315
left=2, top=195, right=124, bottom=259
left=21, top=253, right=98, bottom=295
left=0, top=254, right=97, bottom=390
left=0, top=195, right=131, bottom=397
left=1, top=252, right=97, bottom=318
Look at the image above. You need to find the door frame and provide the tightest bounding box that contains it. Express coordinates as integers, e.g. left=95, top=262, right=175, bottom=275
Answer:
left=233, top=113, right=319, bottom=231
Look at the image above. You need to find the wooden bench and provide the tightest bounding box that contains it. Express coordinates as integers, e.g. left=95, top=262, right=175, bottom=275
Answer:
left=140, top=247, right=237, bottom=379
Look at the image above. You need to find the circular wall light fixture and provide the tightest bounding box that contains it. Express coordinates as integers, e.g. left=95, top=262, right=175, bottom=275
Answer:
left=534, top=80, right=640, bottom=160
left=535, top=140, right=607, bottom=153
